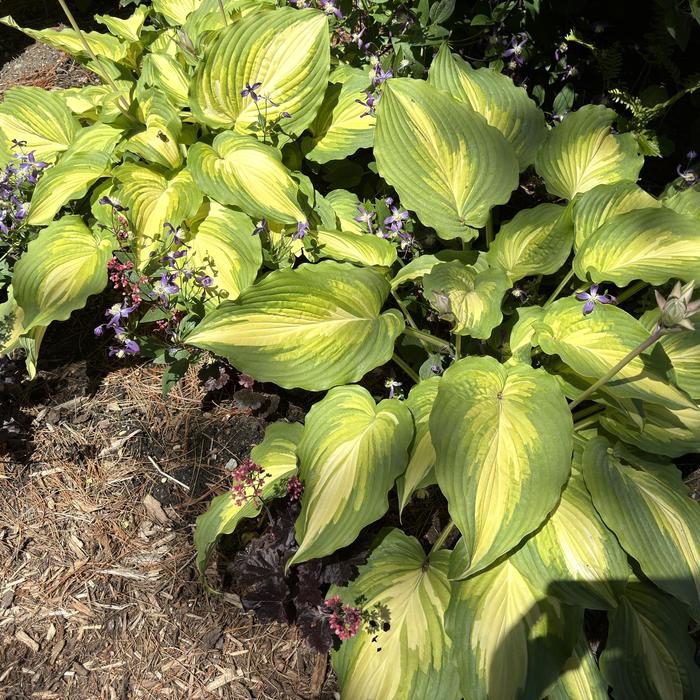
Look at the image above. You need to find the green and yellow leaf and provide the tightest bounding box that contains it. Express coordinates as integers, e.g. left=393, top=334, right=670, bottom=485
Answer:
left=308, top=229, right=397, bottom=268
left=546, top=637, right=609, bottom=700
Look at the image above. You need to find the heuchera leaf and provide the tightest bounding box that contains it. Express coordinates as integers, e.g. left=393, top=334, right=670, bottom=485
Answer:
left=287, top=386, right=413, bottom=567
left=186, top=261, right=404, bottom=391
left=430, top=356, right=573, bottom=579
left=331, top=529, right=460, bottom=700
left=374, top=77, right=519, bottom=240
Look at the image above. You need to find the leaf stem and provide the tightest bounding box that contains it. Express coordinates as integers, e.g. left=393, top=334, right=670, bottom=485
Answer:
left=616, top=280, right=647, bottom=304
left=568, top=329, right=665, bottom=410
left=454, top=334, right=462, bottom=361
left=485, top=210, right=495, bottom=248
left=392, top=353, right=420, bottom=384
left=544, top=269, right=575, bottom=307
left=403, top=327, right=452, bottom=351
left=218, top=0, right=229, bottom=25
left=572, top=403, right=604, bottom=425
left=429, top=519, right=456, bottom=555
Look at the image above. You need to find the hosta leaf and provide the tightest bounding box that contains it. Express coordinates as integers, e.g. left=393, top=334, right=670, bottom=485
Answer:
left=140, top=53, right=190, bottom=108
left=535, top=105, right=643, bottom=200
left=446, top=548, right=580, bottom=700
left=330, top=529, right=459, bottom=700
left=536, top=298, right=695, bottom=409
left=185, top=203, right=262, bottom=305
left=187, top=261, right=404, bottom=391
left=127, top=92, right=183, bottom=170
left=114, top=163, right=203, bottom=267
left=663, top=183, right=700, bottom=220
left=194, top=421, right=303, bottom=582
left=188, top=132, right=305, bottom=224
left=397, top=377, right=440, bottom=513
left=429, top=45, right=546, bottom=169
left=601, top=578, right=700, bottom=699
left=571, top=181, right=660, bottom=250
left=26, top=123, right=124, bottom=226
left=305, top=66, right=375, bottom=164
left=324, top=189, right=364, bottom=234
left=152, top=0, right=198, bottom=25
left=508, top=306, right=545, bottom=365
left=308, top=229, right=397, bottom=268
left=191, top=8, right=330, bottom=137
left=287, top=387, right=412, bottom=567
left=430, top=356, right=573, bottom=578
left=0, top=86, right=80, bottom=163
left=13, top=216, right=113, bottom=331
left=484, top=203, right=573, bottom=282
left=95, top=5, right=150, bottom=42
left=390, top=251, right=476, bottom=290
left=375, top=78, right=518, bottom=240
left=547, top=637, right=609, bottom=700
left=512, top=470, right=631, bottom=610
left=423, top=262, right=509, bottom=339
left=573, top=207, right=700, bottom=286
left=583, top=437, right=700, bottom=618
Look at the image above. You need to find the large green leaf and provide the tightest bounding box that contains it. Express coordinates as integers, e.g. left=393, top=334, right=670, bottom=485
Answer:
left=95, top=5, right=150, bottom=42
left=484, top=203, right=573, bottom=282
left=13, top=216, right=113, bottom=331
left=429, top=45, right=546, bottom=169
left=190, top=8, right=330, bottom=137
left=397, top=377, right=440, bottom=513
left=152, top=0, right=198, bottom=25
left=535, top=105, right=643, bottom=200
left=574, top=207, right=700, bottom=286
left=185, top=203, right=262, bottom=305
left=512, top=469, right=631, bottom=610
left=114, top=163, right=203, bottom=267
left=26, top=123, right=124, bottom=226
left=305, top=66, right=375, bottom=164
left=308, top=229, right=397, bottom=268
left=287, top=387, right=412, bottom=567
left=188, top=131, right=305, bottom=224
left=583, top=437, right=700, bottom=618
left=127, top=92, right=183, bottom=170
left=446, top=547, right=580, bottom=700
left=507, top=306, right=545, bottom=365
left=571, top=181, right=660, bottom=250
left=140, top=53, right=190, bottom=108
left=325, top=189, right=364, bottom=234
left=430, top=356, right=573, bottom=579
left=663, top=183, right=700, bottom=220
left=423, top=262, right=509, bottom=339
left=331, top=529, right=459, bottom=700
left=0, top=86, right=80, bottom=163
left=194, top=421, right=303, bottom=583
left=600, top=578, right=700, bottom=699
left=536, top=298, right=695, bottom=409
left=374, top=78, right=518, bottom=240
left=186, top=261, right=404, bottom=391
left=546, top=637, right=609, bottom=700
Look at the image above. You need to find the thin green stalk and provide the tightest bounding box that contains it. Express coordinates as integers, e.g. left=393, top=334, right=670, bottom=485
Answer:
left=485, top=210, right=494, bottom=248
left=573, top=416, right=601, bottom=431
left=455, top=334, right=462, bottom=361
left=404, top=327, right=451, bottom=351
left=392, top=291, right=429, bottom=352
left=429, top=519, right=456, bottom=555
left=572, top=403, right=604, bottom=425
left=568, top=329, right=665, bottom=410
left=392, top=353, right=420, bottom=384
left=218, top=0, right=229, bottom=25
left=616, top=280, right=647, bottom=304
left=544, top=269, right=575, bottom=307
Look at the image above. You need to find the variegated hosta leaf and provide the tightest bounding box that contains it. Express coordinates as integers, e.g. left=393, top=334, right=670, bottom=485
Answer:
left=512, top=470, right=631, bottom=610
left=152, top=0, right=198, bottom=26
left=194, top=421, right=303, bottom=582
left=423, top=262, right=509, bottom=339
left=188, top=132, right=305, bottom=224
left=663, top=183, right=700, bottom=220
left=185, top=203, right=261, bottom=305
left=324, top=189, right=364, bottom=234
left=0, top=127, right=11, bottom=168
left=397, top=377, right=440, bottom=513
left=331, top=529, right=459, bottom=700
left=190, top=8, right=330, bottom=137
left=305, top=66, right=375, bottom=164
left=139, top=53, right=191, bottom=108
left=574, top=207, right=700, bottom=286
left=535, top=105, right=644, bottom=200
left=308, top=229, right=397, bottom=268
left=508, top=306, right=545, bottom=365
left=601, top=403, right=700, bottom=458
left=288, top=387, right=413, bottom=566
left=375, top=78, right=519, bottom=240
left=186, top=261, right=404, bottom=391
left=429, top=45, right=546, bottom=169
left=127, top=92, right=183, bottom=170
left=571, top=181, right=660, bottom=250
left=114, top=163, right=203, bottom=267
left=583, top=437, right=700, bottom=618
left=26, top=123, right=124, bottom=226
left=484, top=203, right=573, bottom=282
left=390, top=251, right=476, bottom=290
left=430, top=356, right=573, bottom=578
left=546, top=637, right=609, bottom=700
left=13, top=216, right=113, bottom=331
left=536, top=298, right=695, bottom=409
left=0, top=288, right=24, bottom=355
left=95, top=5, right=150, bottom=42
left=601, top=578, right=700, bottom=699
left=0, top=86, right=80, bottom=163
left=446, top=546, right=580, bottom=700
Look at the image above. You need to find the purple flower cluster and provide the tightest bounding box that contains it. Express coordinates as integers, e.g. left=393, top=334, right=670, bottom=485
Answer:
left=287, top=475, right=304, bottom=502
left=503, top=33, right=528, bottom=71
left=324, top=596, right=362, bottom=641
left=230, top=457, right=270, bottom=507
left=354, top=197, right=417, bottom=259
left=575, top=285, right=616, bottom=316
left=677, top=150, right=698, bottom=187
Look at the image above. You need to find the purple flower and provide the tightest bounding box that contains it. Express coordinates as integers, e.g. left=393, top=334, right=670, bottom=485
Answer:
left=197, top=275, right=214, bottom=287
left=109, top=335, right=140, bottom=358
left=98, top=195, right=128, bottom=212
left=503, top=34, right=528, bottom=65
left=241, top=82, right=262, bottom=102
left=252, top=218, right=268, bottom=236
left=384, top=206, right=409, bottom=230
left=354, top=205, right=376, bottom=234
left=385, top=378, right=402, bottom=399
left=687, top=150, right=697, bottom=161
left=554, top=41, right=568, bottom=61
left=351, top=26, right=368, bottom=51
left=280, top=111, right=292, bottom=119
left=163, top=222, right=187, bottom=247
left=294, top=221, right=309, bottom=240
left=319, top=0, right=342, bottom=19
left=355, top=90, right=379, bottom=117
left=676, top=165, right=698, bottom=186
left=372, top=65, right=393, bottom=88
left=575, top=285, right=616, bottom=315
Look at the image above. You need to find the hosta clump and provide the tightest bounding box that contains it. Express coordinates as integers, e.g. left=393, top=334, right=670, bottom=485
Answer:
left=1, top=1, right=700, bottom=697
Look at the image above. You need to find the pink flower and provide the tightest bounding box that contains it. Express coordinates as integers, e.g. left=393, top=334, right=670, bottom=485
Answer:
left=324, top=596, right=362, bottom=640
left=287, top=475, right=304, bottom=501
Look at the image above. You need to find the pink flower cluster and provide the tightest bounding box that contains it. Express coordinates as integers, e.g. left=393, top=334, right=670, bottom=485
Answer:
left=107, top=257, right=144, bottom=305
left=230, top=458, right=268, bottom=507
left=324, top=595, right=362, bottom=641
left=287, top=475, right=304, bottom=501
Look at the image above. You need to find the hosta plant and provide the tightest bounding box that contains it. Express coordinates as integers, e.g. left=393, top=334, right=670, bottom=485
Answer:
left=1, top=1, right=700, bottom=698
